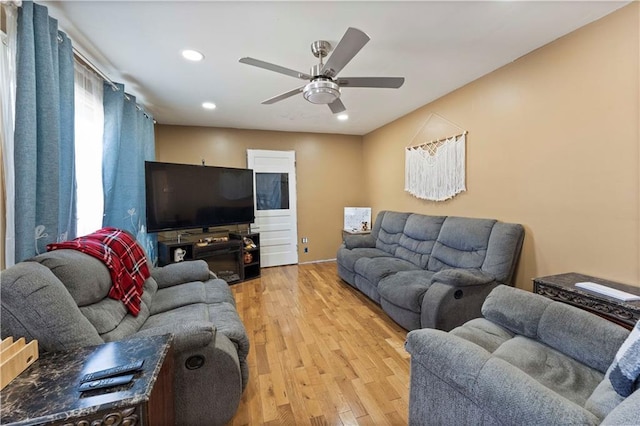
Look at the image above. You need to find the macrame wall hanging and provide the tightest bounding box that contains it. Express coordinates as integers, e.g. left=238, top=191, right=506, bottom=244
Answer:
left=405, top=113, right=467, bottom=201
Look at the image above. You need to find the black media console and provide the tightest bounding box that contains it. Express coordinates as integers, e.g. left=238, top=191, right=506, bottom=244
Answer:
left=157, top=232, right=260, bottom=284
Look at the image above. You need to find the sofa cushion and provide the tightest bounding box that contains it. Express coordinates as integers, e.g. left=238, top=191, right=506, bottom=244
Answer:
left=0, top=262, right=103, bottom=351
left=375, top=211, right=410, bottom=255
left=337, top=246, right=392, bottom=273
left=450, top=318, right=514, bottom=353
left=483, top=286, right=629, bottom=375
left=585, top=368, right=626, bottom=421
left=354, top=256, right=421, bottom=287
left=427, top=217, right=496, bottom=271
left=30, top=250, right=112, bottom=306
left=493, top=336, right=604, bottom=406
left=143, top=301, right=249, bottom=366
left=84, top=277, right=157, bottom=338
left=378, top=270, right=435, bottom=312
left=151, top=278, right=236, bottom=315
left=482, top=284, right=552, bottom=337
left=395, top=214, right=446, bottom=268
left=538, top=303, right=629, bottom=375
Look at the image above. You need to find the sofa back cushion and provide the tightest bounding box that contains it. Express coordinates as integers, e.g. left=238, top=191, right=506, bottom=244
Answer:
left=481, top=222, right=525, bottom=284
left=427, top=217, right=496, bottom=271
left=30, top=250, right=154, bottom=339
left=31, top=250, right=112, bottom=305
left=370, top=210, right=385, bottom=240
left=375, top=211, right=410, bottom=255
left=97, top=278, right=157, bottom=341
left=538, top=303, right=629, bottom=374
left=483, top=286, right=629, bottom=374
left=396, top=214, right=446, bottom=268
left=0, top=262, right=104, bottom=352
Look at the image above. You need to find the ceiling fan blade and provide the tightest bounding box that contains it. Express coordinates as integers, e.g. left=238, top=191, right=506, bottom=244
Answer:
left=321, top=27, right=370, bottom=78
left=328, top=98, right=346, bottom=114
left=240, top=57, right=311, bottom=80
left=261, top=86, right=305, bottom=104
left=337, top=77, right=405, bottom=89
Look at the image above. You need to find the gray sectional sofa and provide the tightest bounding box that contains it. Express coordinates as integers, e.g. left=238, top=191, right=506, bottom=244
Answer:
left=337, top=211, right=524, bottom=331
left=1, top=250, right=249, bottom=426
left=405, top=285, right=640, bottom=425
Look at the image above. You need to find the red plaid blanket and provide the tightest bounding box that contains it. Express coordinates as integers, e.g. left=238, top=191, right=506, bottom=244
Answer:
left=47, top=227, right=150, bottom=316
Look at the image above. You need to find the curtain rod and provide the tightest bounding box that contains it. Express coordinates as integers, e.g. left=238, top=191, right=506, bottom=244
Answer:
left=72, top=45, right=155, bottom=122
left=72, top=46, right=119, bottom=92
left=407, top=131, right=467, bottom=150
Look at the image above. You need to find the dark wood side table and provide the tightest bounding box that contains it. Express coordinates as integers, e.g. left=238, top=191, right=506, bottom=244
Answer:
left=533, top=272, right=640, bottom=330
left=1, top=334, right=174, bottom=426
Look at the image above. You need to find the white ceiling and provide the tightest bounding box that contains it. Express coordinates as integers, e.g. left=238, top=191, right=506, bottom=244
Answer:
left=42, top=1, right=629, bottom=136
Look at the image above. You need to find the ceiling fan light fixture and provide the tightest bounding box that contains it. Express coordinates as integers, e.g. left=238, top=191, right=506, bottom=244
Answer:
left=303, top=80, right=340, bottom=104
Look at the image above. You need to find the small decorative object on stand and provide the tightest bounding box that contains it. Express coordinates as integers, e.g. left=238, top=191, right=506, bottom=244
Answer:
left=243, top=237, right=256, bottom=249
left=173, top=248, right=186, bottom=262
left=244, top=252, right=253, bottom=264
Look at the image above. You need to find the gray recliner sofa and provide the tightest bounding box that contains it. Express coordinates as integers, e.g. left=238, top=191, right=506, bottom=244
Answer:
left=337, top=211, right=524, bottom=331
left=405, top=285, right=640, bottom=425
left=1, top=250, right=249, bottom=426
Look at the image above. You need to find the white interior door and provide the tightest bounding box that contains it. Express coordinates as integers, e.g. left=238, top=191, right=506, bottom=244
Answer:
left=247, top=149, right=298, bottom=267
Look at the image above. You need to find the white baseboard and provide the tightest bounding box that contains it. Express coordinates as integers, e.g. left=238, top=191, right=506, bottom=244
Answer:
left=299, top=258, right=336, bottom=265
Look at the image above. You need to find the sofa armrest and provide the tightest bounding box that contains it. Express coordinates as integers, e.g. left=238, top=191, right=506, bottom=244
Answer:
left=420, top=269, right=498, bottom=331
left=134, top=321, right=244, bottom=425
left=133, top=320, right=216, bottom=353
left=421, top=281, right=499, bottom=331
left=432, top=269, right=495, bottom=287
left=406, top=328, right=492, bottom=391
left=151, top=260, right=211, bottom=289
left=343, top=234, right=376, bottom=249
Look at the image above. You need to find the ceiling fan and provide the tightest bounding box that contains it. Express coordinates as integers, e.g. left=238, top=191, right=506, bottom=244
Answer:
left=239, top=27, right=405, bottom=114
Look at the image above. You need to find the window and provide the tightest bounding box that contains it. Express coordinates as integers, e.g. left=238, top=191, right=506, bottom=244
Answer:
left=73, top=61, right=104, bottom=235
left=255, top=172, right=289, bottom=210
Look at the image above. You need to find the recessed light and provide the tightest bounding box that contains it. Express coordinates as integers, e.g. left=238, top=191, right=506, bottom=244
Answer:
left=182, top=49, right=204, bottom=62
left=202, top=102, right=216, bottom=110
left=337, top=113, right=349, bottom=121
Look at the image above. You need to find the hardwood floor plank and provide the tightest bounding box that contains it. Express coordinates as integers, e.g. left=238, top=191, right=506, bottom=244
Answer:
left=352, top=378, right=393, bottom=424
left=229, top=262, right=410, bottom=425
left=258, top=373, right=279, bottom=422
left=338, top=410, right=360, bottom=426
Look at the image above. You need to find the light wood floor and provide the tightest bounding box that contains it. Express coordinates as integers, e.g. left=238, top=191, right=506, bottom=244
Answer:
left=228, top=261, right=411, bottom=426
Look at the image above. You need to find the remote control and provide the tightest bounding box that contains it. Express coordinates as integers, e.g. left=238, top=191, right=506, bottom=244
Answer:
left=78, top=374, right=134, bottom=392
left=81, top=360, right=144, bottom=383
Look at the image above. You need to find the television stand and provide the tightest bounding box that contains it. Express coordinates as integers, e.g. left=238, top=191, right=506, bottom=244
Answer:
left=157, top=232, right=260, bottom=283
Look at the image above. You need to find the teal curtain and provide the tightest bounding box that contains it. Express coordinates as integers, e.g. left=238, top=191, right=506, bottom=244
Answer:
left=102, top=82, right=156, bottom=263
left=14, top=1, right=76, bottom=261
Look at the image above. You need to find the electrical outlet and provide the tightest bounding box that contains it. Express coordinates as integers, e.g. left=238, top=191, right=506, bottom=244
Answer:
left=302, top=237, right=308, bottom=243
left=304, top=247, right=308, bottom=253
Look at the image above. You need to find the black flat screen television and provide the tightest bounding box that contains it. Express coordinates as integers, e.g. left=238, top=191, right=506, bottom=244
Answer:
left=145, top=161, right=255, bottom=233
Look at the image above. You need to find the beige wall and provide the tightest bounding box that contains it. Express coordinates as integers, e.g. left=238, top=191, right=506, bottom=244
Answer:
left=155, top=126, right=365, bottom=262
left=363, top=3, right=640, bottom=290
left=155, top=4, right=638, bottom=290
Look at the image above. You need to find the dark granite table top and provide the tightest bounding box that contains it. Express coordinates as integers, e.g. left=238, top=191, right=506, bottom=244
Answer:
left=534, top=272, right=640, bottom=306
left=1, top=334, right=173, bottom=426
left=533, top=272, right=640, bottom=328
